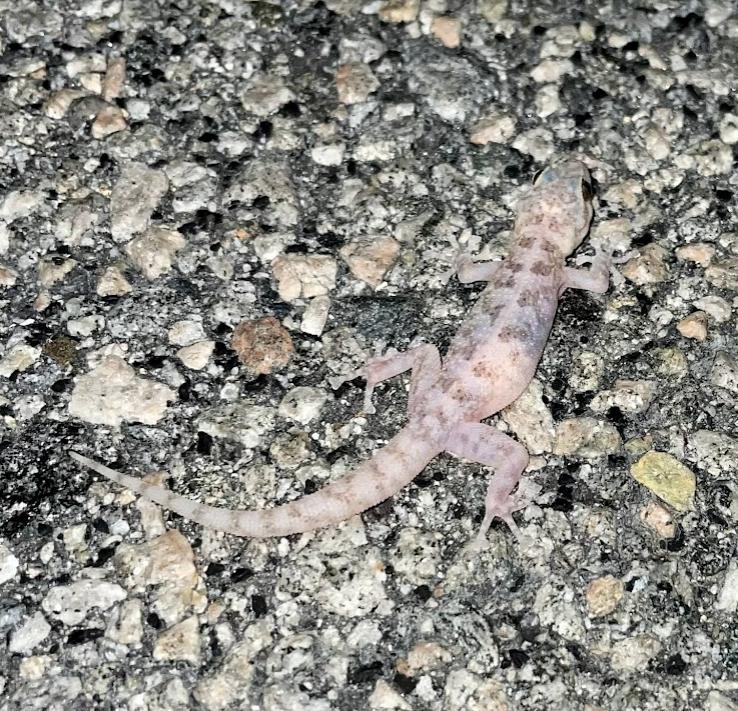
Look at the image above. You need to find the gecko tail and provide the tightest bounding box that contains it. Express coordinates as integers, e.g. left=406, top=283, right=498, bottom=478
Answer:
left=70, top=424, right=440, bottom=538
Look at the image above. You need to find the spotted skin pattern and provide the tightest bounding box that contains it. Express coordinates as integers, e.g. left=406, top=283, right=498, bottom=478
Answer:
left=71, top=160, right=612, bottom=546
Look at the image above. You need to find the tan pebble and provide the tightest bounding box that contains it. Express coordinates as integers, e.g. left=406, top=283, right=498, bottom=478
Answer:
left=0, top=264, right=18, bottom=287
left=38, top=258, right=76, bottom=287
left=676, top=310, right=708, bottom=341
left=607, top=32, right=631, bottom=48
left=80, top=72, right=102, bottom=94
left=177, top=341, right=214, bottom=370
left=589, top=379, right=656, bottom=414
left=469, top=113, right=516, bottom=145
left=369, top=679, right=412, bottom=711
left=310, top=143, right=345, bottom=166
left=1, top=189, right=44, bottom=222
left=168, top=319, right=206, bottom=346
left=91, top=105, right=127, bottom=139
left=102, top=57, right=126, bottom=102
left=631, top=451, right=695, bottom=512
left=610, top=634, right=661, bottom=672
left=621, top=243, right=669, bottom=284
left=68, top=355, right=175, bottom=426
left=271, top=254, right=337, bottom=302
left=153, top=616, right=201, bottom=664
left=204, top=601, right=226, bottom=625
left=340, top=236, right=400, bottom=288
left=34, top=290, right=51, bottom=312
left=719, top=113, right=738, bottom=143
left=379, top=0, right=419, bottom=23
left=624, top=433, right=655, bottom=456
left=692, top=295, right=731, bottom=323
left=0, top=344, right=41, bottom=378
left=710, top=351, right=738, bottom=394
left=553, top=417, right=622, bottom=457
left=530, top=58, right=573, bottom=83
left=106, top=599, right=144, bottom=646
left=640, top=501, right=677, bottom=538
left=126, top=227, right=185, bottom=280
left=239, top=74, right=296, bottom=117
left=405, top=642, right=451, bottom=672
left=692, top=139, right=732, bottom=177
left=335, top=62, right=380, bottom=105
left=705, top=257, right=738, bottom=290
left=579, top=21, right=596, bottom=41
left=675, top=242, right=715, bottom=266
left=301, top=295, right=330, bottom=336
left=232, top=316, right=294, bottom=374
left=653, top=347, right=688, bottom=377
left=479, top=0, right=508, bottom=22
left=96, top=266, right=132, bottom=297
left=431, top=16, right=461, bottom=48
left=369, top=680, right=412, bottom=710
left=585, top=575, right=624, bottom=617
left=603, top=179, right=642, bottom=209
left=193, top=630, right=270, bottom=708
left=644, top=126, right=670, bottom=160
left=136, top=496, right=166, bottom=540
left=44, top=89, right=89, bottom=119
left=591, top=217, right=631, bottom=246
left=19, top=655, right=49, bottom=681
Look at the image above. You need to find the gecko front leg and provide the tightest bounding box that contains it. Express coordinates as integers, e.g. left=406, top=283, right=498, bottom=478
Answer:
left=441, top=249, right=501, bottom=285
left=445, top=422, right=537, bottom=549
left=338, top=343, right=441, bottom=414
left=453, top=254, right=501, bottom=284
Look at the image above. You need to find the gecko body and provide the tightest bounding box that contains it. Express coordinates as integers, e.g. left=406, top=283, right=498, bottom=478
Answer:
left=71, top=160, right=612, bottom=545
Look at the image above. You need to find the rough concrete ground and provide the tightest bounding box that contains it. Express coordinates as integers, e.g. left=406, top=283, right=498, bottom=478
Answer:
left=2, top=1, right=738, bottom=709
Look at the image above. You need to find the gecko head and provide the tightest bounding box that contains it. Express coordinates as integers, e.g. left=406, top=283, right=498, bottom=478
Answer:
left=519, top=160, right=594, bottom=256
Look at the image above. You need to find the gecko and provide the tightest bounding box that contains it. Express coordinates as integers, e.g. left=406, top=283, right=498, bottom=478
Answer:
left=71, top=159, right=613, bottom=547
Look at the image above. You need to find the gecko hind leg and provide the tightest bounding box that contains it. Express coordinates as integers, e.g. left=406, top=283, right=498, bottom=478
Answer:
left=445, top=423, right=537, bottom=549
left=338, top=343, right=441, bottom=414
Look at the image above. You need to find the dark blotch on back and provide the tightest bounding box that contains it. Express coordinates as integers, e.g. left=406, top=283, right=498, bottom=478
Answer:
left=540, top=241, right=559, bottom=254
left=517, top=288, right=539, bottom=307
left=491, top=272, right=515, bottom=289
left=530, top=260, right=554, bottom=276
left=472, top=362, right=494, bottom=379
left=498, top=324, right=530, bottom=342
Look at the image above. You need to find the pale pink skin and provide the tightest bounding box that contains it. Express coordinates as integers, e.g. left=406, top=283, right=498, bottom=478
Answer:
left=71, top=160, right=612, bottom=545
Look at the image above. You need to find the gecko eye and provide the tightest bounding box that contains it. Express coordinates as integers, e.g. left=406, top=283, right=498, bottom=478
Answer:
left=581, top=179, right=593, bottom=201
left=532, top=168, right=544, bottom=184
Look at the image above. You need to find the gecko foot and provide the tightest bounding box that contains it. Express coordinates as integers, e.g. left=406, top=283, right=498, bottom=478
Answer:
left=331, top=366, right=377, bottom=413
left=472, top=479, right=542, bottom=549
left=328, top=369, right=376, bottom=413
left=330, top=344, right=441, bottom=419
left=573, top=247, right=611, bottom=268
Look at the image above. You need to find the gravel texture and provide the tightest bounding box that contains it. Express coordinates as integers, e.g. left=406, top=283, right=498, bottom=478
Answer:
left=2, top=1, right=738, bottom=710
